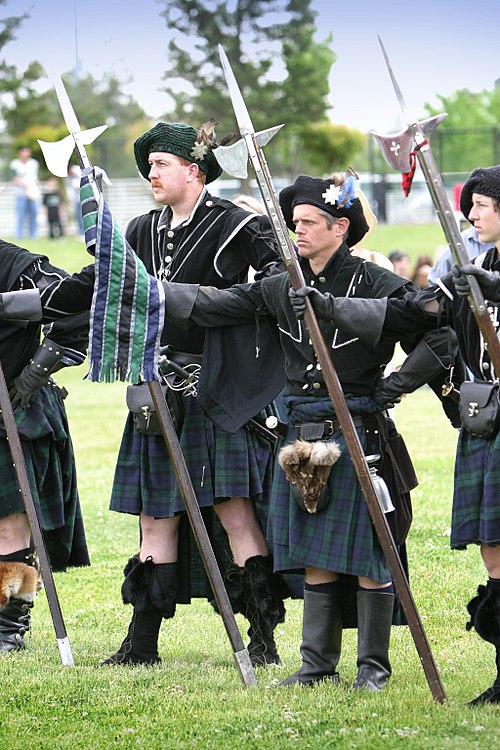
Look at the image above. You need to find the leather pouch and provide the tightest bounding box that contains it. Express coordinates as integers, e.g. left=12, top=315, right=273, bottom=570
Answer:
left=126, top=383, right=168, bottom=435
left=459, top=380, right=500, bottom=439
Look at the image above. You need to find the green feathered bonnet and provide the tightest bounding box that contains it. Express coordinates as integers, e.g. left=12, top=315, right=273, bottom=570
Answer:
left=134, top=122, right=223, bottom=184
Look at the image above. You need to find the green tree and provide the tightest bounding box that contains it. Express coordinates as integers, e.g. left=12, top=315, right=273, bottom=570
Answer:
left=157, top=0, right=359, bottom=177
left=300, top=122, right=367, bottom=175
left=4, top=68, right=148, bottom=178
left=0, top=1, right=147, bottom=177
left=424, top=88, right=500, bottom=173
left=0, top=1, right=46, bottom=167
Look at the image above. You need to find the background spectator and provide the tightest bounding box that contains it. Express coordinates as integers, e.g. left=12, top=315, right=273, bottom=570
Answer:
left=42, top=177, right=65, bottom=239
left=388, top=249, right=411, bottom=278
left=9, top=146, right=40, bottom=239
left=65, top=164, right=84, bottom=236
left=411, top=254, right=434, bottom=288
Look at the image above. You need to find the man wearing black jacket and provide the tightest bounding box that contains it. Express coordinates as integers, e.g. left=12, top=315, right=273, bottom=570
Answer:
left=0, top=240, right=90, bottom=652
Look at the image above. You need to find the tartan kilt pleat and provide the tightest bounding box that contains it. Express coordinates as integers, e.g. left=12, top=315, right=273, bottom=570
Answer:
left=451, top=427, right=500, bottom=549
left=267, top=397, right=393, bottom=584
left=0, top=386, right=90, bottom=571
left=110, top=393, right=275, bottom=522
left=110, top=393, right=277, bottom=603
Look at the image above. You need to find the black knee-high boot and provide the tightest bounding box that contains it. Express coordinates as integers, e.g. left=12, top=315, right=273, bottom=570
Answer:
left=466, top=581, right=500, bottom=705
left=101, top=555, right=178, bottom=666
left=353, top=589, right=394, bottom=691
left=0, top=550, right=39, bottom=653
left=280, top=585, right=343, bottom=686
left=224, top=555, right=290, bottom=667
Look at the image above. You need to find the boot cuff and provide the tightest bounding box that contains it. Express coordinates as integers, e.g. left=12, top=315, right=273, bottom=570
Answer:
left=121, top=556, right=178, bottom=618
left=0, top=561, right=39, bottom=609
left=466, top=584, right=500, bottom=646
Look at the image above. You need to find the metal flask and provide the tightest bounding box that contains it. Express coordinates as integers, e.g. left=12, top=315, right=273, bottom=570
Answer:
left=365, top=455, right=395, bottom=514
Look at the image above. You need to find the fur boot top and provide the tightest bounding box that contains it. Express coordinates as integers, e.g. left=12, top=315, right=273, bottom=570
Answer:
left=279, top=439, right=340, bottom=513
left=0, top=561, right=40, bottom=610
left=121, top=555, right=178, bottom=619
left=243, top=555, right=290, bottom=630
left=466, top=583, right=500, bottom=646
left=222, top=563, right=246, bottom=615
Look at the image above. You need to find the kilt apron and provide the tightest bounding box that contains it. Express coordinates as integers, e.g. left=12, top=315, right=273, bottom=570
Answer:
left=0, top=385, right=89, bottom=572
left=268, top=395, right=402, bottom=584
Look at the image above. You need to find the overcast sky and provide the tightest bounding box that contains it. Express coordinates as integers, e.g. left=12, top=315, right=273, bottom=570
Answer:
left=4, top=0, right=500, bottom=134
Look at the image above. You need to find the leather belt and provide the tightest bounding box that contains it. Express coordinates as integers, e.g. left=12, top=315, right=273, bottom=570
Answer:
left=295, top=416, right=364, bottom=441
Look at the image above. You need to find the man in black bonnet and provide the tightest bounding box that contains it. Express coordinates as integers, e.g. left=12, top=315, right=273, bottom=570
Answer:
left=0, top=121, right=288, bottom=670
left=150, top=171, right=455, bottom=691
left=286, top=164, right=500, bottom=703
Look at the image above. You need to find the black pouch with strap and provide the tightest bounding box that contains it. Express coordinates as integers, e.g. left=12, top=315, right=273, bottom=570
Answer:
left=126, top=382, right=185, bottom=435
left=459, top=380, right=500, bottom=439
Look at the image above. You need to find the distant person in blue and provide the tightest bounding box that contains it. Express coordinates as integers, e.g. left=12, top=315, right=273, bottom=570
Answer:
left=9, top=147, right=41, bottom=239
left=429, top=226, right=491, bottom=284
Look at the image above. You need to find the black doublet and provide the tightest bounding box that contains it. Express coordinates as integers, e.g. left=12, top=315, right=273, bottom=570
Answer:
left=126, top=190, right=281, bottom=354
left=167, top=243, right=417, bottom=429
left=259, top=244, right=413, bottom=397
left=447, top=248, right=500, bottom=381
left=391, top=247, right=500, bottom=382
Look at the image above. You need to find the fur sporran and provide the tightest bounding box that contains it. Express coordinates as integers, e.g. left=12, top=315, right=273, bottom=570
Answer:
left=459, top=381, right=500, bottom=439
left=278, top=439, right=341, bottom=514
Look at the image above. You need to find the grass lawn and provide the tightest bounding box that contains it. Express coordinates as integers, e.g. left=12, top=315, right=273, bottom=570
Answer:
left=1, top=230, right=498, bottom=749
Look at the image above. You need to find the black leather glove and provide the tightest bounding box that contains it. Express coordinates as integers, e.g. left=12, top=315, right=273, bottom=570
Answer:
left=10, top=338, right=63, bottom=408
left=288, top=286, right=335, bottom=321
left=451, top=263, right=500, bottom=301
left=377, top=337, right=447, bottom=406
left=372, top=369, right=401, bottom=410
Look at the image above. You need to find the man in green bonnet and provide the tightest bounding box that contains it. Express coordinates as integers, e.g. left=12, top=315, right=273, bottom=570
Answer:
left=101, top=120, right=288, bottom=668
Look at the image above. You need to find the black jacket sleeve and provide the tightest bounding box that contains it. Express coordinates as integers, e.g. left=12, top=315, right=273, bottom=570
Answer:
left=39, top=264, right=95, bottom=320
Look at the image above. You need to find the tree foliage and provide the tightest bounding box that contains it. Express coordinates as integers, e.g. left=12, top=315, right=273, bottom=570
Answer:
left=300, top=122, right=367, bottom=175
left=156, top=0, right=361, bottom=176
left=3, top=64, right=147, bottom=177
left=0, top=1, right=46, bottom=157
left=424, top=88, right=500, bottom=173
left=0, top=1, right=147, bottom=177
